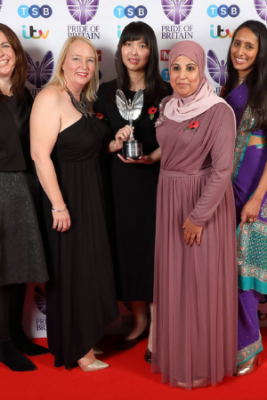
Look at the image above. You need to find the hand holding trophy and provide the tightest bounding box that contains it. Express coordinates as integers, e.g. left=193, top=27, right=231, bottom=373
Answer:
left=116, top=89, right=144, bottom=160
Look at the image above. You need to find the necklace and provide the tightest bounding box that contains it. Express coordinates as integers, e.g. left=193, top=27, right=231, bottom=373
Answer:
left=238, top=77, right=245, bottom=85
left=67, top=90, right=92, bottom=118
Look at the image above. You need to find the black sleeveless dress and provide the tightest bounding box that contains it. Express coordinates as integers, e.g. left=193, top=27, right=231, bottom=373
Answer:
left=40, top=114, right=118, bottom=368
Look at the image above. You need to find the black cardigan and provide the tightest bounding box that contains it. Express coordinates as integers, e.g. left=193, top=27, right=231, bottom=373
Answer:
left=0, top=88, right=33, bottom=172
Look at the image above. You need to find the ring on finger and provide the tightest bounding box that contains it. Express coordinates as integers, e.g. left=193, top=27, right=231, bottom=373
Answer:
left=249, top=218, right=253, bottom=223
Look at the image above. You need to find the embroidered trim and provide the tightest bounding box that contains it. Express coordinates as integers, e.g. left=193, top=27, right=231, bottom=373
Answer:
left=237, top=333, right=263, bottom=365
left=231, top=106, right=255, bottom=183
left=261, top=199, right=267, bottom=220
left=238, top=221, right=267, bottom=282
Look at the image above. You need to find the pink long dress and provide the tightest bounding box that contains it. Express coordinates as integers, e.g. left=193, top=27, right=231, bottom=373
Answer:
left=152, top=102, right=238, bottom=389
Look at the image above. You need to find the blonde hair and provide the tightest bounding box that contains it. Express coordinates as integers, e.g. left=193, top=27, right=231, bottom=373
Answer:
left=49, top=36, right=99, bottom=102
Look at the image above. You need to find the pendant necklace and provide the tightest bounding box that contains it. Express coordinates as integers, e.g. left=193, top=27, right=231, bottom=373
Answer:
left=67, top=90, right=92, bottom=118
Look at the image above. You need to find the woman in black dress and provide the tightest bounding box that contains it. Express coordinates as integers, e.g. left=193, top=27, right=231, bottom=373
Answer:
left=0, top=23, right=48, bottom=371
left=30, top=36, right=127, bottom=371
left=94, top=21, right=172, bottom=362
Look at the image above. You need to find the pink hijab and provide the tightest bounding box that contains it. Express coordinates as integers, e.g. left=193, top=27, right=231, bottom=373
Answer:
left=164, top=41, right=229, bottom=123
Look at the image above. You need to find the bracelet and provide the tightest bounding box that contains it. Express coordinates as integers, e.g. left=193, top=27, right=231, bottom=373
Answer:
left=52, top=204, right=67, bottom=212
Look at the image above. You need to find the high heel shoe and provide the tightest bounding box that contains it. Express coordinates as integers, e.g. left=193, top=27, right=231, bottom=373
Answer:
left=144, top=348, right=151, bottom=364
left=235, top=353, right=262, bottom=376
left=78, top=359, right=109, bottom=372
left=116, top=324, right=149, bottom=351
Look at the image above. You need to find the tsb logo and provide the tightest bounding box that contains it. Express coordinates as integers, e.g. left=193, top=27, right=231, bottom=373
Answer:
left=114, top=5, right=147, bottom=19
left=161, top=68, right=169, bottom=81
left=161, top=50, right=170, bottom=61
left=207, top=4, right=240, bottom=18
left=18, top=5, right=52, bottom=18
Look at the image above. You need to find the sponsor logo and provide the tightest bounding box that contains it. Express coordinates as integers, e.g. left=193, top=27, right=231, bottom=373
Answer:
left=18, top=5, right=52, bottom=18
left=207, top=50, right=227, bottom=94
left=67, top=0, right=99, bottom=24
left=66, top=0, right=100, bottom=38
left=162, top=0, right=193, bottom=24
left=207, top=4, right=240, bottom=18
left=0, top=0, right=2, bottom=12
left=22, top=25, right=49, bottom=39
left=254, top=0, right=267, bottom=24
left=161, top=0, right=194, bottom=39
left=34, top=286, right=46, bottom=315
left=210, top=25, right=235, bottom=38
left=117, top=24, right=123, bottom=38
left=36, top=318, right=46, bottom=331
left=161, top=49, right=171, bottom=61
left=113, top=5, right=147, bottom=19
left=26, top=51, right=53, bottom=96
left=97, top=49, right=102, bottom=61
left=161, top=68, right=170, bottom=81
left=34, top=286, right=47, bottom=331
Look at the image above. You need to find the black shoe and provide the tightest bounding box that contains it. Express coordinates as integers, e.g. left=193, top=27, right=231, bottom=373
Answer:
left=0, top=338, right=37, bottom=371
left=116, top=329, right=149, bottom=351
left=11, top=327, right=49, bottom=356
left=144, top=348, right=151, bottom=364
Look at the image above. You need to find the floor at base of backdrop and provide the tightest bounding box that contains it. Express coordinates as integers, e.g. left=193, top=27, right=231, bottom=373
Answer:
left=2, top=328, right=267, bottom=400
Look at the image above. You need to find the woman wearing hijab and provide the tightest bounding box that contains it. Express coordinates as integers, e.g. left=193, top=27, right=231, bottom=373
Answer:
left=151, top=41, right=238, bottom=389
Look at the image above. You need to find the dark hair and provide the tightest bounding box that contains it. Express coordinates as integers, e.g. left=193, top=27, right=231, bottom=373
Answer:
left=115, top=21, right=169, bottom=104
left=0, top=23, right=28, bottom=101
left=222, top=20, right=267, bottom=130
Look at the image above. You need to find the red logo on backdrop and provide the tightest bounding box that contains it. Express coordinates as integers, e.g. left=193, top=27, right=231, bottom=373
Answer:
left=97, top=50, right=102, bottom=61
left=161, top=50, right=170, bottom=61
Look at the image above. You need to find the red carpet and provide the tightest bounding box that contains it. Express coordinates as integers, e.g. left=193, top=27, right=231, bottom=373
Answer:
left=2, top=329, right=267, bottom=400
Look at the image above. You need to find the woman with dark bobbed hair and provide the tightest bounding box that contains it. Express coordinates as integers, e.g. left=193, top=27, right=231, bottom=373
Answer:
left=0, top=23, right=48, bottom=371
left=222, top=19, right=267, bottom=376
left=94, top=21, right=172, bottom=362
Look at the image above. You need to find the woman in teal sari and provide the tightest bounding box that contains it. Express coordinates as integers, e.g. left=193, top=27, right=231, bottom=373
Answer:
left=222, top=20, right=267, bottom=376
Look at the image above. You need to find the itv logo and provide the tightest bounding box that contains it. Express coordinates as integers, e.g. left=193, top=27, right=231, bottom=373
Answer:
left=210, top=25, right=235, bottom=39
left=22, top=25, right=49, bottom=39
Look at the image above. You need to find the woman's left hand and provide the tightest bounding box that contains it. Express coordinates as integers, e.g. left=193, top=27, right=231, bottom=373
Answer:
left=182, top=217, right=203, bottom=246
left=240, top=197, right=261, bottom=229
left=117, top=154, right=151, bottom=164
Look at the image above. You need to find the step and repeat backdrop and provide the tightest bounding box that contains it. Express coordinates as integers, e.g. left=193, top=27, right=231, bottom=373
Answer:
left=0, top=0, right=267, bottom=337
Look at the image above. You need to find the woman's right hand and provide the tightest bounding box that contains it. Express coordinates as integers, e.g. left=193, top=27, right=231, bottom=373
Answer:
left=52, top=207, right=71, bottom=232
left=115, top=125, right=134, bottom=142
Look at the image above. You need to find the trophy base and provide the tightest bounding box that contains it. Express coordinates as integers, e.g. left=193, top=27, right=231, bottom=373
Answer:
left=122, top=140, right=143, bottom=160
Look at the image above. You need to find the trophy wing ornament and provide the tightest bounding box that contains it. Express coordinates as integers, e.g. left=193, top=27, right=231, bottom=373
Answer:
left=131, top=89, right=144, bottom=121
left=116, top=90, right=130, bottom=120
